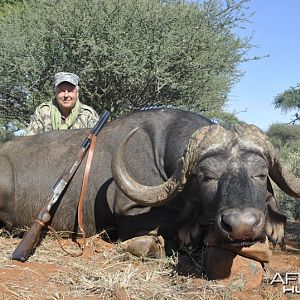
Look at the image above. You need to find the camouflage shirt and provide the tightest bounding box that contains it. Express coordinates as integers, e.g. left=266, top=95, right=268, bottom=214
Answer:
left=26, top=101, right=99, bottom=136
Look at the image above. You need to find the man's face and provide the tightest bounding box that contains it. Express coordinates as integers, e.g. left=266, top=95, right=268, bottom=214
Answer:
left=55, top=82, right=79, bottom=114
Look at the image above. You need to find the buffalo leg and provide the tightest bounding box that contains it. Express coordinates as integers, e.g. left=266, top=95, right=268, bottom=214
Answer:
left=118, top=235, right=166, bottom=258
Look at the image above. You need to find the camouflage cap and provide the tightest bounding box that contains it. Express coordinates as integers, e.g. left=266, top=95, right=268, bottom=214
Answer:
left=54, top=72, right=79, bottom=87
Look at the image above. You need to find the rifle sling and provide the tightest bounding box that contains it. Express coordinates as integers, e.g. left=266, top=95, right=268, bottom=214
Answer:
left=77, top=133, right=97, bottom=251
left=47, top=133, right=97, bottom=257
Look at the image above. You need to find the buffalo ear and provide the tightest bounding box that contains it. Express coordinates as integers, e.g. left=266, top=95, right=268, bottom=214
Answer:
left=269, top=158, right=300, bottom=198
left=267, top=176, right=274, bottom=194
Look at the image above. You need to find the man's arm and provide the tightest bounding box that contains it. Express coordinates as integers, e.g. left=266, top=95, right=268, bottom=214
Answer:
left=25, top=104, right=50, bottom=136
left=88, top=108, right=100, bottom=128
left=80, top=104, right=100, bottom=128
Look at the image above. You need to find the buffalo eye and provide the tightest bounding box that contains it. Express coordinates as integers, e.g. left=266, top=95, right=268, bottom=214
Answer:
left=253, top=174, right=267, bottom=181
left=200, top=174, right=219, bottom=183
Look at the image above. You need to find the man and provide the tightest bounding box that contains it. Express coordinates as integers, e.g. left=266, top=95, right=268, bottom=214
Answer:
left=26, top=72, right=99, bottom=135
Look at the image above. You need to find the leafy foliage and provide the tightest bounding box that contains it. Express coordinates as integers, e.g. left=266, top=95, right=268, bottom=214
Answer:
left=0, top=0, right=253, bottom=125
left=273, top=149, right=300, bottom=220
left=267, top=123, right=300, bottom=150
left=0, top=119, right=25, bottom=142
left=271, top=83, right=300, bottom=219
left=274, top=83, right=300, bottom=124
left=0, top=128, right=15, bottom=143
left=0, top=0, right=24, bottom=15
left=267, top=124, right=300, bottom=219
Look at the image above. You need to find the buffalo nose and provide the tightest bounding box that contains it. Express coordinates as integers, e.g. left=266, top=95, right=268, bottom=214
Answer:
left=218, top=208, right=265, bottom=240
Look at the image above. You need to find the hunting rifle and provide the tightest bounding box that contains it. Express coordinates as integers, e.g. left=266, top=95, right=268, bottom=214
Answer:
left=11, top=111, right=110, bottom=262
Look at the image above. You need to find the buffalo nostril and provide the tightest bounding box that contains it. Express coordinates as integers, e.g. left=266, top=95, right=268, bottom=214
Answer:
left=253, top=214, right=264, bottom=229
left=220, top=215, right=233, bottom=233
left=219, top=211, right=240, bottom=234
left=217, top=208, right=265, bottom=240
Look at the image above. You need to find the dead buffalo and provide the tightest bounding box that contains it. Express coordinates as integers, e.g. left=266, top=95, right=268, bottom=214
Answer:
left=0, top=108, right=298, bottom=269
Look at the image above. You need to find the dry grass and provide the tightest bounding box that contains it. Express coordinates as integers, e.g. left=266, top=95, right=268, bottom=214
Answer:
left=0, top=229, right=234, bottom=300
left=2, top=224, right=298, bottom=299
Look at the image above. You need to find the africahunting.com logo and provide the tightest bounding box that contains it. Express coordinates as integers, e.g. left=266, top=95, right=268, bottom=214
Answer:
left=270, top=272, right=300, bottom=294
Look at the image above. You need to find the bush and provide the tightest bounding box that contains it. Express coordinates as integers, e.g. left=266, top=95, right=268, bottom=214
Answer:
left=274, top=149, right=300, bottom=220
left=0, top=0, right=253, bottom=124
left=0, top=129, right=15, bottom=143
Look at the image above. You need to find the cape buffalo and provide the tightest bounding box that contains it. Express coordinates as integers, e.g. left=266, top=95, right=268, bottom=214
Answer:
left=0, top=108, right=298, bottom=266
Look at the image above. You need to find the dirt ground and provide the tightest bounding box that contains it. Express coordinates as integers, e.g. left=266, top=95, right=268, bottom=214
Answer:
left=0, top=222, right=300, bottom=300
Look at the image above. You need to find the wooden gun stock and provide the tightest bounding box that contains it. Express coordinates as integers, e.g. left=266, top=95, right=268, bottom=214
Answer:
left=11, top=111, right=110, bottom=262
left=11, top=218, right=45, bottom=261
left=11, top=204, right=50, bottom=261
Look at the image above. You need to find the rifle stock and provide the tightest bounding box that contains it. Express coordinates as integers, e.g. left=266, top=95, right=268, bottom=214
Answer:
left=11, top=111, right=110, bottom=261
left=11, top=217, right=45, bottom=262
left=11, top=202, right=51, bottom=261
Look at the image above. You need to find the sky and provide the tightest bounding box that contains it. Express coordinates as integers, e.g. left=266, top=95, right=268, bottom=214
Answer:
left=225, top=0, right=300, bottom=131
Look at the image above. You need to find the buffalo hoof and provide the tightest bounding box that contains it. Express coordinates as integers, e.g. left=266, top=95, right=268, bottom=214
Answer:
left=118, top=235, right=166, bottom=258
left=203, top=246, right=265, bottom=290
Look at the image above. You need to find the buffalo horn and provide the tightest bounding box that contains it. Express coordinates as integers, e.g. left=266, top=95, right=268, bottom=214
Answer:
left=111, top=126, right=224, bottom=206
left=111, top=128, right=189, bottom=206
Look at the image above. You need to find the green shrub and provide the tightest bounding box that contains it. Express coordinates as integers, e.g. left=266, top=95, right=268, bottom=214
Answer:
left=274, top=149, right=300, bottom=220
